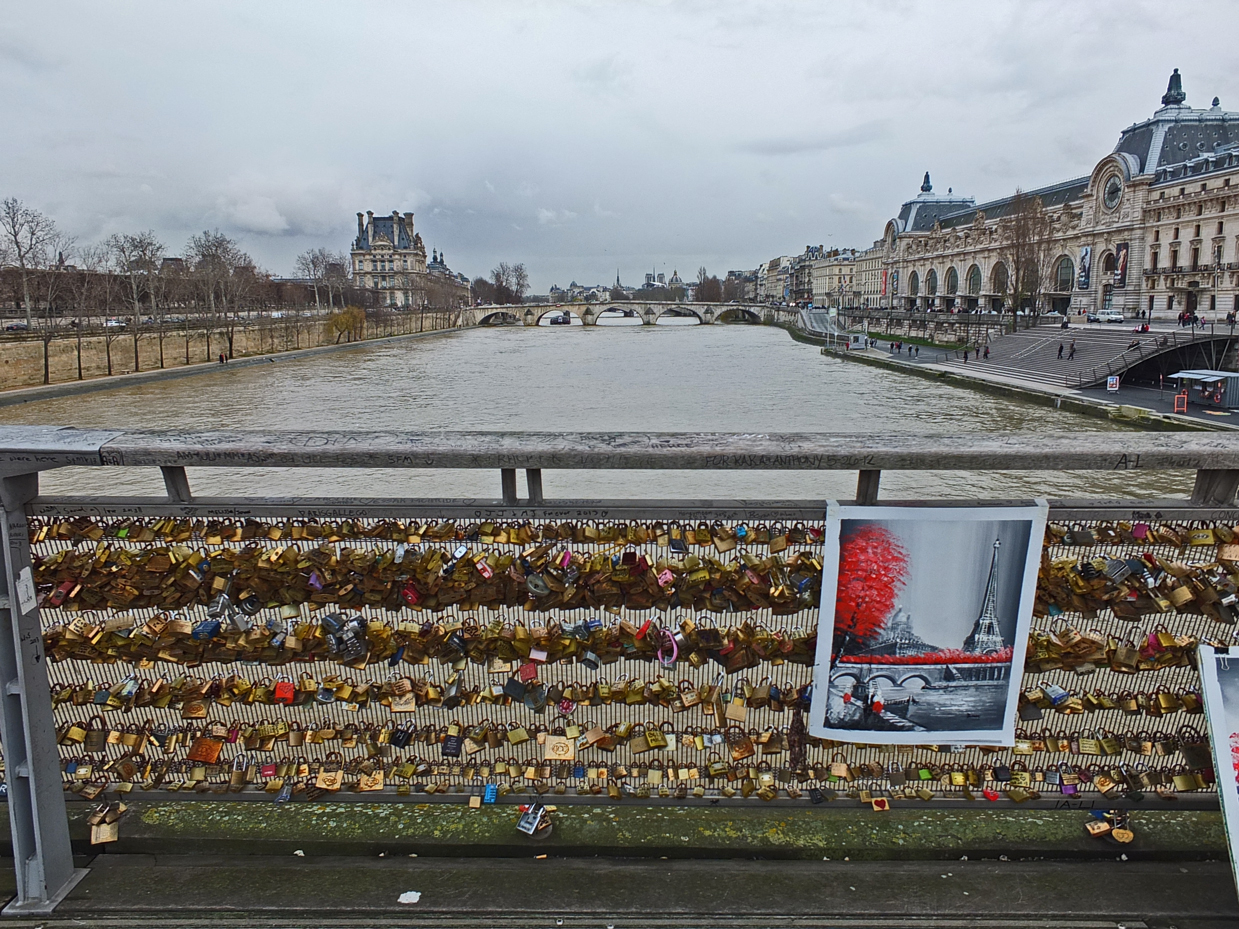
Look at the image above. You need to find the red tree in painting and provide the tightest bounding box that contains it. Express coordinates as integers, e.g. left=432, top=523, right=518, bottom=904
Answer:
left=834, top=523, right=909, bottom=653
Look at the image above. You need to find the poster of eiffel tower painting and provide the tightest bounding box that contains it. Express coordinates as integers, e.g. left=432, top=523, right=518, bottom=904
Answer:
left=809, top=502, right=1048, bottom=746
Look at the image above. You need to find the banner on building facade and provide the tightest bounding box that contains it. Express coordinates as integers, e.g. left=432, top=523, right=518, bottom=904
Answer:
left=1114, top=242, right=1130, bottom=288
left=1194, top=646, right=1239, bottom=897
left=881, top=270, right=888, bottom=296
left=809, top=502, right=1047, bottom=746
left=1077, top=246, right=1092, bottom=290
left=890, top=270, right=899, bottom=296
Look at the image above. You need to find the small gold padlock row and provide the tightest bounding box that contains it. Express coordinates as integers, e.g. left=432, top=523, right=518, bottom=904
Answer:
left=1046, top=520, right=1238, bottom=550
left=50, top=669, right=810, bottom=718
left=1017, top=684, right=1203, bottom=717
left=59, top=751, right=1212, bottom=802
left=1011, top=724, right=1211, bottom=762
left=34, top=538, right=823, bottom=617
left=1025, top=624, right=1199, bottom=674
left=30, top=516, right=822, bottom=552
left=43, top=612, right=819, bottom=675
left=1037, top=542, right=1239, bottom=625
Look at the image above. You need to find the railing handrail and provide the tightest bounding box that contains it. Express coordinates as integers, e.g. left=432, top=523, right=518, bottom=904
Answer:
left=5, top=426, right=1239, bottom=474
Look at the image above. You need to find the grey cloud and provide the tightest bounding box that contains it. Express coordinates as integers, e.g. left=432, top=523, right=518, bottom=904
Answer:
left=736, top=119, right=892, bottom=156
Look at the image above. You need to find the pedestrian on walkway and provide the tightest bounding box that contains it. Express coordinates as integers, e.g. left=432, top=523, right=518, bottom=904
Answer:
left=983, top=345, right=990, bottom=360
left=219, top=352, right=225, bottom=365
left=963, top=349, right=969, bottom=363
left=914, top=345, right=919, bottom=358
left=1068, top=340, right=1076, bottom=361
left=1058, top=342, right=1064, bottom=359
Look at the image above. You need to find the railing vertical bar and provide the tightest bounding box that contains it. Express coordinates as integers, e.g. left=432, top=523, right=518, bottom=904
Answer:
left=500, top=469, right=518, bottom=506
left=160, top=466, right=192, bottom=503
left=856, top=470, right=881, bottom=505
left=526, top=469, right=544, bottom=505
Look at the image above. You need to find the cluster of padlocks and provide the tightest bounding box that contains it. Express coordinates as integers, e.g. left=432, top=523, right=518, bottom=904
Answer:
left=25, top=515, right=1230, bottom=803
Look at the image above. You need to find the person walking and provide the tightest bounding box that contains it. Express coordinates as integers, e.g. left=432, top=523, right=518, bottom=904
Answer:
left=218, top=352, right=225, bottom=365
left=914, top=345, right=919, bottom=358
left=963, top=349, right=969, bottom=363
left=1067, top=340, right=1076, bottom=361
left=1057, top=342, right=1064, bottom=359
left=983, top=345, right=990, bottom=360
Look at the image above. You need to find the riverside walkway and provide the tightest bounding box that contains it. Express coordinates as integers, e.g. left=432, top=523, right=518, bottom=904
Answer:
left=829, top=319, right=1239, bottom=429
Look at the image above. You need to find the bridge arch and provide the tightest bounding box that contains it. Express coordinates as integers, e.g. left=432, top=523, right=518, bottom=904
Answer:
left=718, top=306, right=762, bottom=324
left=594, top=305, right=642, bottom=326
left=897, top=673, right=933, bottom=689
left=478, top=311, right=521, bottom=326
left=534, top=307, right=585, bottom=326
left=654, top=307, right=703, bottom=325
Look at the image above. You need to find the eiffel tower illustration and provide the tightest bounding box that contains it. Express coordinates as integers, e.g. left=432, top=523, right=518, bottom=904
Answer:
left=963, top=539, right=1006, bottom=654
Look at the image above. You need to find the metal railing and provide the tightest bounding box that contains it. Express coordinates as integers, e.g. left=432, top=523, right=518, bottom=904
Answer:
left=1063, top=327, right=1236, bottom=388
left=2, top=427, right=1239, bottom=910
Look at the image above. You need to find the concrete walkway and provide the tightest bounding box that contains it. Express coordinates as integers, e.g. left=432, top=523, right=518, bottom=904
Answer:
left=6, top=854, right=1236, bottom=927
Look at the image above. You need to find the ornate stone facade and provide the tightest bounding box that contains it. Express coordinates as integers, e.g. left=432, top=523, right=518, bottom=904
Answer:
left=351, top=211, right=470, bottom=308
left=880, top=71, right=1239, bottom=321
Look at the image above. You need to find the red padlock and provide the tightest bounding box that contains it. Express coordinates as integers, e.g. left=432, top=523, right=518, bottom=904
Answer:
left=273, top=679, right=296, bottom=705
left=400, top=583, right=421, bottom=607
left=260, top=762, right=278, bottom=778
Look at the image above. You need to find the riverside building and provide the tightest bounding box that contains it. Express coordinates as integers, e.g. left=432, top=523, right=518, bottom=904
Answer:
left=351, top=210, right=470, bottom=308
left=879, top=70, right=1239, bottom=321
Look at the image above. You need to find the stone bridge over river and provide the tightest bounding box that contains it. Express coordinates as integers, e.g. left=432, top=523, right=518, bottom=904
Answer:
left=457, top=302, right=805, bottom=328
left=831, top=660, right=1010, bottom=691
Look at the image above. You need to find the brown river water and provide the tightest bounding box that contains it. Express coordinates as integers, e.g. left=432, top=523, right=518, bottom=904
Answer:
left=1, top=320, right=1188, bottom=502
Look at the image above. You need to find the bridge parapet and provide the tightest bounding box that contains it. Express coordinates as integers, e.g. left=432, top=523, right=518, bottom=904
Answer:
left=1, top=427, right=1236, bottom=911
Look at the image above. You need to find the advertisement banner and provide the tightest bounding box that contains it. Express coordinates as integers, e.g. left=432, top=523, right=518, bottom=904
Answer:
left=1195, top=646, right=1239, bottom=897
left=881, top=269, right=888, bottom=297
left=1078, top=246, right=1092, bottom=290
left=1114, top=242, right=1130, bottom=288
left=809, top=502, right=1048, bottom=745
left=891, top=270, right=899, bottom=296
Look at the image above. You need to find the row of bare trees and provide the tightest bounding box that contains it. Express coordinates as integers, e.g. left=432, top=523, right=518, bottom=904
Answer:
left=0, top=198, right=477, bottom=385
left=471, top=262, right=529, bottom=305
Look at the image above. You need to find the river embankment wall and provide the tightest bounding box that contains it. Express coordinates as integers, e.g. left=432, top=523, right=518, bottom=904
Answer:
left=0, top=310, right=459, bottom=394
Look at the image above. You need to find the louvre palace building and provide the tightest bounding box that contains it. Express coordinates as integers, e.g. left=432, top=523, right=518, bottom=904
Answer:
left=879, top=70, right=1239, bottom=320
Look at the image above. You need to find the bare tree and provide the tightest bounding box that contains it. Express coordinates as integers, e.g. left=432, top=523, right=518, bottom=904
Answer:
left=0, top=198, right=60, bottom=327
left=107, top=231, right=164, bottom=371
left=295, top=247, right=331, bottom=312
left=996, top=190, right=1054, bottom=323
left=186, top=230, right=251, bottom=359
left=32, top=234, right=76, bottom=383
left=66, top=244, right=107, bottom=380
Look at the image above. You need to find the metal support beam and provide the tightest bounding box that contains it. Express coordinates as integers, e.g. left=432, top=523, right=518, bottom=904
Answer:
left=856, top=469, right=881, bottom=505
left=500, top=469, right=517, bottom=506
left=160, top=466, right=191, bottom=503
left=1191, top=469, right=1239, bottom=506
left=526, top=469, right=544, bottom=505
left=0, top=473, right=86, bottom=914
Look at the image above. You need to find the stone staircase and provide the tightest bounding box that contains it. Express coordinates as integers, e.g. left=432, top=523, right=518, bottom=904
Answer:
left=932, top=323, right=1210, bottom=388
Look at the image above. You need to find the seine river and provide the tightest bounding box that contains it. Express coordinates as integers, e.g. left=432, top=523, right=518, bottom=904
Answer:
left=4, top=321, right=1188, bottom=501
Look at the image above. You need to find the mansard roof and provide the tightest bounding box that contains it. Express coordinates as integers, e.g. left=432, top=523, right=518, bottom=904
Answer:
left=1113, top=72, right=1239, bottom=174
left=938, top=175, right=1090, bottom=230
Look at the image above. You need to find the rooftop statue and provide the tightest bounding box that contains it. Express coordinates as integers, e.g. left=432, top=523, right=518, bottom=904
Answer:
left=1162, top=68, right=1186, bottom=106
left=920, top=171, right=932, bottom=193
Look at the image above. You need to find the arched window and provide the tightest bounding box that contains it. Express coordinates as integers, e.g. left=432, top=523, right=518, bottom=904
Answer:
left=926, top=269, right=938, bottom=295
left=991, top=263, right=1009, bottom=294
left=945, top=267, right=959, bottom=295
left=1102, top=252, right=1116, bottom=275
left=909, top=271, right=920, bottom=297
left=967, top=265, right=982, bottom=295
left=1054, top=256, right=1074, bottom=292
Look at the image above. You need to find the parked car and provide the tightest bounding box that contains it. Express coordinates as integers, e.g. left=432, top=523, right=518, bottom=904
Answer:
left=1087, top=310, right=1125, bottom=323
left=4, top=322, right=28, bottom=331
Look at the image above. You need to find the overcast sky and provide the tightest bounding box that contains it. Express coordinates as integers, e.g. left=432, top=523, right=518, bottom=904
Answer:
left=3, top=1, right=1237, bottom=291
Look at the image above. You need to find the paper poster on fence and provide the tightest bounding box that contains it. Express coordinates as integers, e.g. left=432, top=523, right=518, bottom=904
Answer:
left=1195, top=646, right=1239, bottom=896
left=809, top=502, right=1047, bottom=745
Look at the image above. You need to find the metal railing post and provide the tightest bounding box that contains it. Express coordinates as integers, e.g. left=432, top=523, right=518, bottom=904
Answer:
left=160, top=466, right=191, bottom=503
left=526, top=469, right=544, bottom=505
left=500, top=469, right=517, bottom=506
left=0, top=473, right=86, bottom=914
left=855, top=469, right=881, bottom=505
left=1191, top=469, right=1239, bottom=506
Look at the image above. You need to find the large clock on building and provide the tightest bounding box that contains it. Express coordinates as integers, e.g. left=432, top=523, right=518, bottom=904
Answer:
left=1103, top=175, right=1123, bottom=210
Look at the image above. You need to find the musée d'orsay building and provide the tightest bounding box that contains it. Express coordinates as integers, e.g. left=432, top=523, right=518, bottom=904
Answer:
left=879, top=71, right=1239, bottom=320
